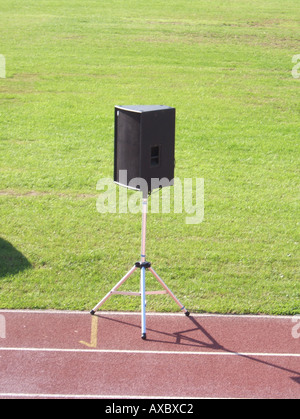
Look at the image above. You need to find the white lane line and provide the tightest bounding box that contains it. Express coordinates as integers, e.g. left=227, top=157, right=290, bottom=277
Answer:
left=0, top=392, right=213, bottom=399
left=0, top=309, right=296, bottom=319
left=0, top=347, right=299, bottom=357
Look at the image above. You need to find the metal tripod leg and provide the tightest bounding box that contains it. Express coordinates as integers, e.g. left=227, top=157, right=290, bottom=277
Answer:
left=90, top=265, right=138, bottom=315
left=149, top=266, right=190, bottom=316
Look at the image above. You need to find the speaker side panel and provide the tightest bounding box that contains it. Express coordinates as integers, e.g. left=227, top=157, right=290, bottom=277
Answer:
left=140, top=108, right=175, bottom=191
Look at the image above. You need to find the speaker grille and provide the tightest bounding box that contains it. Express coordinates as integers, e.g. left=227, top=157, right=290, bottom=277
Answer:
left=114, top=109, right=141, bottom=184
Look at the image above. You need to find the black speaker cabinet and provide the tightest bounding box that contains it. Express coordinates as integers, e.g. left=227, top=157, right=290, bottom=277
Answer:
left=114, top=105, right=175, bottom=196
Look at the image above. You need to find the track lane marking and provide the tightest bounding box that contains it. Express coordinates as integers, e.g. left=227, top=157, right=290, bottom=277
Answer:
left=0, top=309, right=296, bottom=319
left=79, top=315, right=98, bottom=348
left=0, top=347, right=299, bottom=357
left=0, top=392, right=218, bottom=399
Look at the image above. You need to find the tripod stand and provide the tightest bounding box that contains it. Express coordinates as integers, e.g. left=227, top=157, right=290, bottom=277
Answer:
left=90, top=195, right=190, bottom=339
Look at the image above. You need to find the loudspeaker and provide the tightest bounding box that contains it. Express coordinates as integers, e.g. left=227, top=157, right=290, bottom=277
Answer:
left=114, top=105, right=175, bottom=196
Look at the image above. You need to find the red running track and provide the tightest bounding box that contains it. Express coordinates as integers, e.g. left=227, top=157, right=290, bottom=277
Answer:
left=0, top=310, right=299, bottom=399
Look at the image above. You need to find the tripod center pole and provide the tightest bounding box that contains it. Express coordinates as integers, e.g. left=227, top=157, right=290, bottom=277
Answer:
left=140, top=197, right=148, bottom=339
left=141, top=197, right=148, bottom=263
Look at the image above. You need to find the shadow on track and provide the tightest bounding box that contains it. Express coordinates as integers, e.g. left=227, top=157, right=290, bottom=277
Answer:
left=95, top=312, right=300, bottom=385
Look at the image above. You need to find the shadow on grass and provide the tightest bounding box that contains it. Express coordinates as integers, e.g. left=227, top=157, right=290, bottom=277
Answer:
left=0, top=238, right=31, bottom=278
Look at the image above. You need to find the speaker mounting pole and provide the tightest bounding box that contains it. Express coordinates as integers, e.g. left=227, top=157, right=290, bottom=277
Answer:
left=90, top=195, right=190, bottom=339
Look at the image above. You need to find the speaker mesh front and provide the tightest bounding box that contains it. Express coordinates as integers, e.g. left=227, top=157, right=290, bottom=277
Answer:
left=115, top=109, right=140, bottom=185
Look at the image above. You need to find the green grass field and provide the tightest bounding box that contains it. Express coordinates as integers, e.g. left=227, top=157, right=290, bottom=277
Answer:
left=0, top=0, right=299, bottom=314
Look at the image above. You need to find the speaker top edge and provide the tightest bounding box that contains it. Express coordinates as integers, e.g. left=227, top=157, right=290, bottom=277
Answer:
left=115, top=105, right=175, bottom=113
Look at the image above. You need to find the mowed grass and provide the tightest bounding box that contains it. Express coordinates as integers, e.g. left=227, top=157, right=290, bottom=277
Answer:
left=0, top=0, right=299, bottom=314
